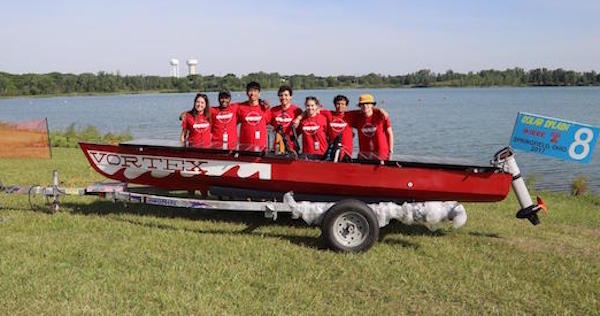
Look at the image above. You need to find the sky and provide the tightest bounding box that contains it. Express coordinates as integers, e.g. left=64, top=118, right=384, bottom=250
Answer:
left=1, top=0, right=599, bottom=76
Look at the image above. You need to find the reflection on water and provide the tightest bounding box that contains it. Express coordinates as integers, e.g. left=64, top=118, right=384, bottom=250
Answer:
left=2, top=87, right=599, bottom=193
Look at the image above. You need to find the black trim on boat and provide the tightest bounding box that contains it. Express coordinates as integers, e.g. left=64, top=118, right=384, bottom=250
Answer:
left=209, top=186, right=413, bottom=204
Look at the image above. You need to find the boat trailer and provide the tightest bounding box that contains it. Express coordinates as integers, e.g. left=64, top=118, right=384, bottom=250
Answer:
left=3, top=169, right=465, bottom=252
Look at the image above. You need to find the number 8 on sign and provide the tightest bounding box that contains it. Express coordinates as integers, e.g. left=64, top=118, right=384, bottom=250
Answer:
left=510, top=112, right=599, bottom=164
left=568, top=127, right=594, bottom=160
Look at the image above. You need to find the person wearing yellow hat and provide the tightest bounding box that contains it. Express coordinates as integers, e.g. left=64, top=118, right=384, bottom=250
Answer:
left=346, top=93, right=394, bottom=160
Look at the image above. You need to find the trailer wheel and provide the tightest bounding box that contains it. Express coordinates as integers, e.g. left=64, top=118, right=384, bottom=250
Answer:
left=321, top=200, right=379, bottom=252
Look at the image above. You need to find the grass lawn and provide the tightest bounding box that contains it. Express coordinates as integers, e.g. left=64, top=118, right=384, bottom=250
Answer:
left=1, top=148, right=599, bottom=314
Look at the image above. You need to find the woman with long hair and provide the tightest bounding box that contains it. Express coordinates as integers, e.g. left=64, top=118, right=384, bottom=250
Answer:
left=180, top=93, right=212, bottom=147
left=297, top=96, right=329, bottom=155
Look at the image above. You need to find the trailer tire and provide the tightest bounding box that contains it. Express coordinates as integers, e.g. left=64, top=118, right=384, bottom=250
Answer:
left=321, top=199, right=379, bottom=252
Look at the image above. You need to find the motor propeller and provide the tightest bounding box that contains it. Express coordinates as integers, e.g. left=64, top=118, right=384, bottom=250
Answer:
left=516, top=196, right=547, bottom=225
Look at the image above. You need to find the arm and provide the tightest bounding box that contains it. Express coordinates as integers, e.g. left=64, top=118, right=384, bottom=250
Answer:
left=320, top=109, right=332, bottom=121
left=261, top=99, right=270, bottom=107
left=259, top=99, right=270, bottom=112
left=292, top=112, right=305, bottom=128
left=386, top=126, right=394, bottom=156
left=180, top=128, right=187, bottom=144
left=265, top=107, right=272, bottom=126
left=294, top=119, right=303, bottom=138
left=180, top=115, right=188, bottom=143
left=346, top=107, right=388, bottom=120
left=292, top=122, right=302, bottom=152
left=383, top=112, right=393, bottom=156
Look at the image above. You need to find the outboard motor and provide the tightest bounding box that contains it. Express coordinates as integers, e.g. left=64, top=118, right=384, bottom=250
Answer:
left=492, top=147, right=547, bottom=225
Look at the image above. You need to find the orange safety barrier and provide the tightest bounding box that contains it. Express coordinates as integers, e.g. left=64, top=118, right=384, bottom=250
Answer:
left=0, top=118, right=52, bottom=159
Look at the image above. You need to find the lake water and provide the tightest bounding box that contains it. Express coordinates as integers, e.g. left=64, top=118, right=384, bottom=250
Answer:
left=1, top=87, right=599, bottom=194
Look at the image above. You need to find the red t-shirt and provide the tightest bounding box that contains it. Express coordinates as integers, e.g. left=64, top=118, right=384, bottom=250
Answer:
left=298, top=113, right=328, bottom=155
left=237, top=102, right=271, bottom=149
left=210, top=104, right=238, bottom=149
left=182, top=113, right=211, bottom=147
left=270, top=104, right=302, bottom=150
left=320, top=110, right=354, bottom=157
left=347, top=111, right=391, bottom=160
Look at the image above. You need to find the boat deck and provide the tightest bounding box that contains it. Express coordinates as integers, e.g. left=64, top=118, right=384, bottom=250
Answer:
left=120, top=139, right=503, bottom=172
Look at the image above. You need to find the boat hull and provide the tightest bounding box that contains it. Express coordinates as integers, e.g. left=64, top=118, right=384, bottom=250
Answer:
left=80, top=142, right=512, bottom=202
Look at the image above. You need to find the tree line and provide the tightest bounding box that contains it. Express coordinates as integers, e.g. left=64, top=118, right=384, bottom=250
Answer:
left=1, top=68, right=599, bottom=97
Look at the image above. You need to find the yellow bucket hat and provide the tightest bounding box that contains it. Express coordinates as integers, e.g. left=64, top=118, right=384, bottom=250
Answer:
left=358, top=93, right=376, bottom=106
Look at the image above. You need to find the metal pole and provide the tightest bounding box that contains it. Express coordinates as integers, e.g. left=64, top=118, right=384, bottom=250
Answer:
left=45, top=117, right=52, bottom=159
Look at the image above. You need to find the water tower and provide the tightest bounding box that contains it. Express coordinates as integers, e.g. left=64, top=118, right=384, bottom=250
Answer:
left=169, top=58, right=179, bottom=78
left=187, top=59, right=198, bottom=76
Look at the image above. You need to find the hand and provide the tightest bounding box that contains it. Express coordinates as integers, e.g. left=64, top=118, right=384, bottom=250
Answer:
left=292, top=116, right=301, bottom=128
left=260, top=98, right=270, bottom=109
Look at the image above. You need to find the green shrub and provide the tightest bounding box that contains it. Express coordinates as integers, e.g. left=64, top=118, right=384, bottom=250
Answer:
left=50, top=124, right=133, bottom=148
left=571, top=176, right=588, bottom=196
left=101, top=131, right=133, bottom=144
left=50, top=134, right=68, bottom=148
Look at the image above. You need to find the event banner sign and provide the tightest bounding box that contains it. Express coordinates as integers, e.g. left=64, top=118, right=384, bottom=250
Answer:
left=510, top=112, right=599, bottom=164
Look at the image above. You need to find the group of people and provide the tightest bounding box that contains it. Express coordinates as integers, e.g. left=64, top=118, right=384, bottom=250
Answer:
left=180, top=81, right=394, bottom=160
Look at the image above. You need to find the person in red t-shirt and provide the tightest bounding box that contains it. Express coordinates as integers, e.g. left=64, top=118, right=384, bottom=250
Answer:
left=319, top=95, right=355, bottom=158
left=293, top=94, right=390, bottom=159
left=237, top=81, right=271, bottom=150
left=270, top=85, right=303, bottom=151
left=347, top=93, right=394, bottom=160
left=210, top=90, right=238, bottom=149
left=297, top=96, right=329, bottom=155
left=180, top=93, right=212, bottom=147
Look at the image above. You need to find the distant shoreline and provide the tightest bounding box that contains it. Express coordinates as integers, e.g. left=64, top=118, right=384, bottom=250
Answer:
left=1, top=68, right=599, bottom=98
left=2, top=85, right=599, bottom=100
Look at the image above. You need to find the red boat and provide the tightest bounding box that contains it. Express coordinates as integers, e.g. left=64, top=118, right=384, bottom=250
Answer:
left=77, top=139, right=546, bottom=253
left=80, top=139, right=513, bottom=203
